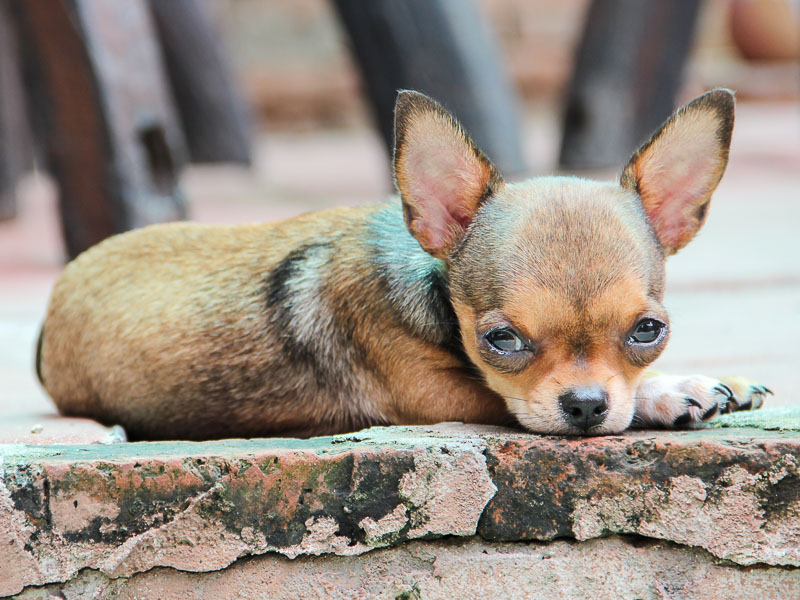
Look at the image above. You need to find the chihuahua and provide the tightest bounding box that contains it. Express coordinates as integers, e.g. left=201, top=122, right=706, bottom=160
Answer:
left=37, top=89, right=770, bottom=440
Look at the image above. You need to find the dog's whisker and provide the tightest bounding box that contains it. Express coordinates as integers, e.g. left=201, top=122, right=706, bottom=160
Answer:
left=415, top=320, right=460, bottom=326
left=503, top=395, right=531, bottom=404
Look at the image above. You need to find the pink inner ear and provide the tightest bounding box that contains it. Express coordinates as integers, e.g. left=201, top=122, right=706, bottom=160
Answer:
left=645, top=161, right=714, bottom=242
left=401, top=121, right=491, bottom=251
left=633, top=110, right=726, bottom=251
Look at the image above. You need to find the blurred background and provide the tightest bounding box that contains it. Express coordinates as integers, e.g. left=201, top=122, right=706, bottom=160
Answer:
left=0, top=0, right=798, bottom=438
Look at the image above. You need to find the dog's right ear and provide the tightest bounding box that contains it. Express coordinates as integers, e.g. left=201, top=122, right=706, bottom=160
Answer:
left=394, top=91, right=503, bottom=260
left=621, top=89, right=735, bottom=255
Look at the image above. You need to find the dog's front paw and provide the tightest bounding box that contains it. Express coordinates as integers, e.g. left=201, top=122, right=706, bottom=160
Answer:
left=718, top=376, right=772, bottom=412
left=633, top=374, right=738, bottom=429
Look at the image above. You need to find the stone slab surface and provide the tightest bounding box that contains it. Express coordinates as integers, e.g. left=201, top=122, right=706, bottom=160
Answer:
left=12, top=536, right=800, bottom=600
left=3, top=423, right=800, bottom=597
left=0, top=414, right=125, bottom=446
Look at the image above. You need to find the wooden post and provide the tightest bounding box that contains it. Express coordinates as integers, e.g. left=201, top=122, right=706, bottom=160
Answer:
left=11, top=0, right=187, bottom=259
left=559, top=0, right=702, bottom=170
left=0, top=3, right=32, bottom=222
left=148, top=0, right=252, bottom=165
left=332, top=0, right=526, bottom=176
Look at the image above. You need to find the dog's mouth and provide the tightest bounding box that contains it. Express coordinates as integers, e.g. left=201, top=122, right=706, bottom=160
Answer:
left=503, top=393, right=635, bottom=436
left=515, top=414, right=633, bottom=436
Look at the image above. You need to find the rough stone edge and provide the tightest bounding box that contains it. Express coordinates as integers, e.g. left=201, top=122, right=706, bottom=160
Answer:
left=3, top=424, right=800, bottom=596
left=478, top=427, right=800, bottom=568
left=0, top=424, right=498, bottom=597
left=10, top=535, right=800, bottom=600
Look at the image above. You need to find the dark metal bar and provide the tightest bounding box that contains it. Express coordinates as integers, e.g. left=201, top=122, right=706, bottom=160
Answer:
left=148, top=0, right=252, bottom=165
left=0, top=2, right=33, bottom=221
left=333, top=0, right=526, bottom=176
left=12, top=0, right=187, bottom=259
left=559, top=0, right=702, bottom=169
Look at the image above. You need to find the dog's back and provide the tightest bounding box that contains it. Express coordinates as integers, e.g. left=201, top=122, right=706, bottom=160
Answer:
left=41, top=209, right=376, bottom=438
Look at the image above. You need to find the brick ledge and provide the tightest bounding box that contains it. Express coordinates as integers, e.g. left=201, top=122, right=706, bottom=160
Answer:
left=2, top=421, right=800, bottom=596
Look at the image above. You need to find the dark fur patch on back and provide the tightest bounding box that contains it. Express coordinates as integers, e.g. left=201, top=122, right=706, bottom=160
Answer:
left=264, top=241, right=364, bottom=392
left=265, top=242, right=333, bottom=382
left=266, top=242, right=329, bottom=308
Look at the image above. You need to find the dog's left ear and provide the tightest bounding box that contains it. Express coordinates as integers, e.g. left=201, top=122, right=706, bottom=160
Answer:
left=394, top=91, right=503, bottom=259
left=621, top=89, right=735, bottom=255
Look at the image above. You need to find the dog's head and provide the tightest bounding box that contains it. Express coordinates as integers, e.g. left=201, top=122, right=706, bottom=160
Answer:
left=393, top=90, right=734, bottom=434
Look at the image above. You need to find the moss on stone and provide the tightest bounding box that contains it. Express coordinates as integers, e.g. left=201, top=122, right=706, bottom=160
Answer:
left=707, top=407, right=800, bottom=431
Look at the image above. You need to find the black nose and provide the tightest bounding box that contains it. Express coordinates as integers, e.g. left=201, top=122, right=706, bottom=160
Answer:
left=558, top=386, right=609, bottom=430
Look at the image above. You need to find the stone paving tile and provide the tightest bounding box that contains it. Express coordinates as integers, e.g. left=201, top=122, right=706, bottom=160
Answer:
left=0, top=413, right=123, bottom=445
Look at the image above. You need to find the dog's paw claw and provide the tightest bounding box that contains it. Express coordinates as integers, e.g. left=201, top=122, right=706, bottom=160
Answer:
left=718, top=377, right=772, bottom=412
left=702, top=403, right=719, bottom=420
left=713, top=383, right=734, bottom=400
left=685, top=396, right=703, bottom=409
left=634, top=375, right=732, bottom=429
left=673, top=396, right=720, bottom=427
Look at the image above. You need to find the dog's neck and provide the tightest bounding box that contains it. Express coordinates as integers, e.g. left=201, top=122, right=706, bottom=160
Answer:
left=367, top=200, right=461, bottom=351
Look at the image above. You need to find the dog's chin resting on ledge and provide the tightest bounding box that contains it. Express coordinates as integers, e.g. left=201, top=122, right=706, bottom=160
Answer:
left=36, top=89, right=770, bottom=441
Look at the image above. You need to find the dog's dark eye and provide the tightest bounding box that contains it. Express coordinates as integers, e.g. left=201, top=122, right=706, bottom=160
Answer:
left=629, top=319, right=665, bottom=344
left=485, top=328, right=527, bottom=353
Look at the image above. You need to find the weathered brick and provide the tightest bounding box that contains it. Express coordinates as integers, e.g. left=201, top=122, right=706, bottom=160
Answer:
left=478, top=428, right=800, bottom=566
left=0, top=427, right=495, bottom=596
left=3, top=422, right=800, bottom=597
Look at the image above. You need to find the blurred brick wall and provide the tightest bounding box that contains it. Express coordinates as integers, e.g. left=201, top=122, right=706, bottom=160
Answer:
left=210, top=0, right=799, bottom=129
left=212, top=0, right=588, bottom=128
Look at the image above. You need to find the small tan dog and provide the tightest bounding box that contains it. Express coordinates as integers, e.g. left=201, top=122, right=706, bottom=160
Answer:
left=37, top=89, right=770, bottom=440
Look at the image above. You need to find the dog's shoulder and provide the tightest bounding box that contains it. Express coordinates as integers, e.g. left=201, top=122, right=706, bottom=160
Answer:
left=364, top=200, right=458, bottom=348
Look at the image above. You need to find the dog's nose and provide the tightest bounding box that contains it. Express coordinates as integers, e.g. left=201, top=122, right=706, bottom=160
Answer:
left=558, top=386, right=609, bottom=430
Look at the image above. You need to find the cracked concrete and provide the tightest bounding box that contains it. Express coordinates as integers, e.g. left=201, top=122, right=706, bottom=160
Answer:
left=0, top=425, right=498, bottom=596
left=3, top=421, right=800, bottom=597
left=12, top=537, right=800, bottom=600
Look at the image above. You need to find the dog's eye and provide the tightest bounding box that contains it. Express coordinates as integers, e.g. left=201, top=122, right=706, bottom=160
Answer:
left=485, top=328, right=527, bottom=353
left=629, top=319, right=665, bottom=344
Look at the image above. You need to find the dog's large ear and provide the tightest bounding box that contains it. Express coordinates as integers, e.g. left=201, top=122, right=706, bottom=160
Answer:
left=621, top=89, right=735, bottom=255
left=394, top=91, right=503, bottom=259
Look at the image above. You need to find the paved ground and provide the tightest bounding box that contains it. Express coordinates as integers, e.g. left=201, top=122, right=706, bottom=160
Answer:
left=1, top=99, right=798, bottom=441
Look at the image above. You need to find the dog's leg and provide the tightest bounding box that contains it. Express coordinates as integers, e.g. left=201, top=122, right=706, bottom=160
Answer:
left=632, top=371, right=771, bottom=428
